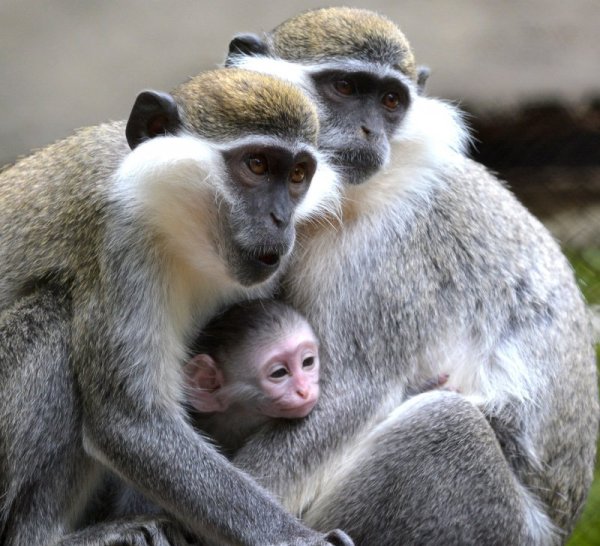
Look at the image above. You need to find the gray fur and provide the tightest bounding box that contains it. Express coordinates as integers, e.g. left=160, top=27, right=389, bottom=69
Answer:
left=0, top=69, right=350, bottom=545
left=231, top=157, right=598, bottom=545
left=217, top=9, right=598, bottom=544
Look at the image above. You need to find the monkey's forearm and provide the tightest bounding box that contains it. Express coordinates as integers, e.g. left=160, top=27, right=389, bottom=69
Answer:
left=82, top=408, right=328, bottom=545
left=231, top=377, right=374, bottom=502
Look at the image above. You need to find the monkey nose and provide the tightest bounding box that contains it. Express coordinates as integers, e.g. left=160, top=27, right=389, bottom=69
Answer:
left=296, top=387, right=309, bottom=399
left=270, top=211, right=290, bottom=229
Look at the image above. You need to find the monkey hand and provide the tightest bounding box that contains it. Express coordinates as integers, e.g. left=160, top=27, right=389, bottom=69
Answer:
left=285, top=528, right=354, bottom=546
left=56, top=516, right=199, bottom=546
left=323, top=529, right=355, bottom=545
left=405, top=372, right=460, bottom=397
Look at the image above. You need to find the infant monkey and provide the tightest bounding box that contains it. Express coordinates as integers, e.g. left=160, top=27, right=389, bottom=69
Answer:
left=184, top=299, right=320, bottom=452
left=183, top=299, right=452, bottom=455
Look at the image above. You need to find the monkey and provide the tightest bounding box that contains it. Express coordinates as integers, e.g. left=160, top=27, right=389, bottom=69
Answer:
left=3, top=9, right=596, bottom=546
left=184, top=298, right=321, bottom=453
left=90, top=297, right=455, bottom=531
left=181, top=297, right=450, bottom=455
left=0, top=67, right=354, bottom=546
left=214, top=8, right=598, bottom=545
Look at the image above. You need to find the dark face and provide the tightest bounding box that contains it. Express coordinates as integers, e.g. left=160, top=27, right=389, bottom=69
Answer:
left=221, top=142, right=317, bottom=285
left=311, top=68, right=410, bottom=185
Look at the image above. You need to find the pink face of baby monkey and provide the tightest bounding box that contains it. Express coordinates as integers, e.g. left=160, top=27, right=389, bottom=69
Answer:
left=184, top=320, right=320, bottom=420
left=255, top=322, right=320, bottom=419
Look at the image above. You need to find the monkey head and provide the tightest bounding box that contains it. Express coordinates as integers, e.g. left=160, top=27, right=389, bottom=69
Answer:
left=122, top=69, right=337, bottom=287
left=226, top=8, right=423, bottom=185
left=184, top=299, right=320, bottom=419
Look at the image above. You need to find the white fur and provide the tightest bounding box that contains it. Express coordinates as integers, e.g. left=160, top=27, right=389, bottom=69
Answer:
left=294, top=151, right=341, bottom=222
left=227, top=55, right=314, bottom=91
left=112, top=134, right=228, bottom=274
left=518, top=484, right=560, bottom=545
left=342, top=94, right=470, bottom=219
left=413, top=332, right=539, bottom=412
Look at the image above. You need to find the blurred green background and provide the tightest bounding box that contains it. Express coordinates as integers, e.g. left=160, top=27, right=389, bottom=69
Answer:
left=567, top=250, right=600, bottom=546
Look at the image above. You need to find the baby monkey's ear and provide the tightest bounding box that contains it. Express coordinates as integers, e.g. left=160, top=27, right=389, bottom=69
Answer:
left=184, top=354, right=227, bottom=413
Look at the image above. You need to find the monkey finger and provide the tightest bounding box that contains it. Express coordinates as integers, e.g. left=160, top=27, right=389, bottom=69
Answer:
left=324, top=529, right=355, bottom=546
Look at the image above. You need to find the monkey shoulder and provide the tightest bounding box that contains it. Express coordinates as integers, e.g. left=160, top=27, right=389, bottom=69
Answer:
left=0, top=121, right=131, bottom=306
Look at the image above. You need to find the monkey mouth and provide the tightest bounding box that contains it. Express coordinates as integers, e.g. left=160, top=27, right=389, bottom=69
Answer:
left=326, top=146, right=384, bottom=184
left=256, top=252, right=281, bottom=267
left=232, top=242, right=290, bottom=286
left=236, top=247, right=285, bottom=285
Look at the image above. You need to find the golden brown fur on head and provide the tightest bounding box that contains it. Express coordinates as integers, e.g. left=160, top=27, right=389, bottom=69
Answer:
left=173, top=69, right=319, bottom=144
left=270, top=7, right=417, bottom=80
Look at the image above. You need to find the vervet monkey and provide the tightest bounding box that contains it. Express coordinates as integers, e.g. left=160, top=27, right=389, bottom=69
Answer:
left=182, top=298, right=448, bottom=455
left=0, top=68, right=352, bottom=546
left=221, top=8, right=598, bottom=545
left=185, top=299, right=321, bottom=453
left=89, top=299, right=451, bottom=531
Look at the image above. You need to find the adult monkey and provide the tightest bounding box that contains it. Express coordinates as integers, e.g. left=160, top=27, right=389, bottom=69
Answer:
left=222, top=7, right=598, bottom=545
left=0, top=68, right=352, bottom=546
left=6, top=9, right=595, bottom=546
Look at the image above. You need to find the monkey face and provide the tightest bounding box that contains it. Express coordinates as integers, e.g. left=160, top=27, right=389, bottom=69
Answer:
left=219, top=140, right=317, bottom=286
left=256, top=324, right=321, bottom=419
left=310, top=66, right=411, bottom=185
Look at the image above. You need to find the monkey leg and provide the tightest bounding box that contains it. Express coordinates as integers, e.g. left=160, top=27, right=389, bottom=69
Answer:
left=302, top=391, right=554, bottom=546
left=0, top=287, right=99, bottom=545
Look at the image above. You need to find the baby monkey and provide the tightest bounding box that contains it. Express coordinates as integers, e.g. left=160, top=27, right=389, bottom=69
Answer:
left=184, top=299, right=320, bottom=453
left=183, top=299, right=451, bottom=455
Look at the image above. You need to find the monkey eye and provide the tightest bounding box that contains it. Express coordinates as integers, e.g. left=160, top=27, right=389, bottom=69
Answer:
left=246, top=154, right=268, bottom=175
left=382, top=92, right=401, bottom=110
left=333, top=79, right=355, bottom=96
left=302, top=356, right=315, bottom=369
left=269, top=367, right=289, bottom=380
left=290, top=163, right=307, bottom=184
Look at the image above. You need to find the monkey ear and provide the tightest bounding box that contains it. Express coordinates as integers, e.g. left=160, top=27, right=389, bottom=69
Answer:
left=125, top=90, right=181, bottom=150
left=416, top=66, right=431, bottom=95
left=225, top=33, right=269, bottom=65
left=184, top=355, right=228, bottom=413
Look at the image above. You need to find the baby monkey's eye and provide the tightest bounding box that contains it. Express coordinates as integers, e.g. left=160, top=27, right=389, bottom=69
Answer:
left=270, top=367, right=289, bottom=379
left=246, top=155, right=268, bottom=175
left=302, top=356, right=315, bottom=369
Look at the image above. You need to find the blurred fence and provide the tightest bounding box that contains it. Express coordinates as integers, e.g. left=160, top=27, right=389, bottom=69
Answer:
left=468, top=98, right=600, bottom=309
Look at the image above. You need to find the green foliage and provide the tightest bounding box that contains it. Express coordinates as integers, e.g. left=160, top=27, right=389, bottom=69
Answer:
left=566, top=249, right=600, bottom=546
left=567, top=402, right=600, bottom=546
left=566, top=248, right=600, bottom=305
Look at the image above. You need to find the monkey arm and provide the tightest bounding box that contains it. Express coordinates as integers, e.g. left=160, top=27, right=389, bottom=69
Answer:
left=72, top=287, right=350, bottom=546
left=81, top=406, right=312, bottom=544
left=231, top=366, right=378, bottom=510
